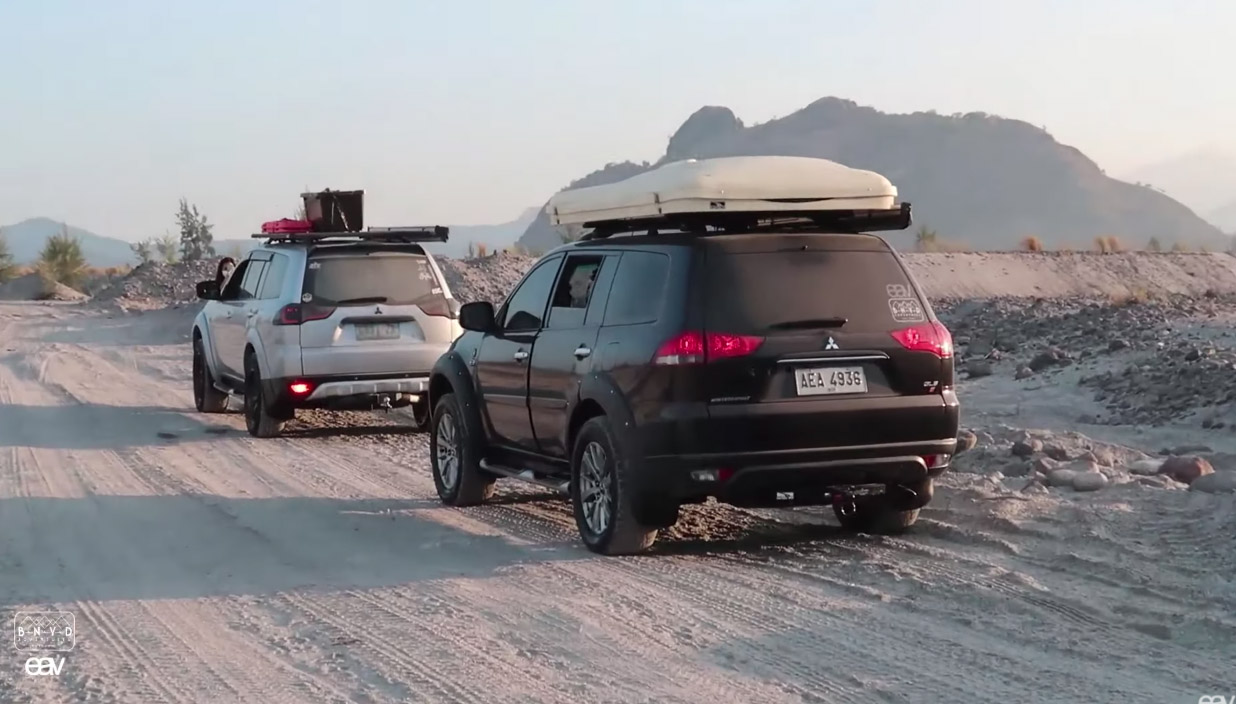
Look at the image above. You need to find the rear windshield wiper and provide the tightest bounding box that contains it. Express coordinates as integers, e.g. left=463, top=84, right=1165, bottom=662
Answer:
left=334, top=296, right=389, bottom=305
left=769, top=317, right=848, bottom=330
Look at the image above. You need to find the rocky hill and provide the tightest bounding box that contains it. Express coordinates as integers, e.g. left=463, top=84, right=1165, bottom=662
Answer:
left=0, top=217, right=136, bottom=267
left=517, top=98, right=1228, bottom=253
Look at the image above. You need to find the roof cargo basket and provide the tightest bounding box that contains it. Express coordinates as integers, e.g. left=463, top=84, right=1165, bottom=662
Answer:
left=545, top=156, right=912, bottom=239
left=303, top=189, right=364, bottom=233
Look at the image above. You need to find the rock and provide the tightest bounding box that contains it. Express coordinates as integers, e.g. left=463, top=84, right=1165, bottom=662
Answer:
left=1108, top=339, right=1129, bottom=351
left=1127, top=458, right=1165, bottom=476
left=1184, top=348, right=1202, bottom=362
left=1170, top=444, right=1213, bottom=455
left=965, top=360, right=994, bottom=378
left=1071, top=472, right=1110, bottom=492
left=1189, top=471, right=1236, bottom=494
left=1028, top=351, right=1059, bottom=372
left=1011, top=439, right=1042, bottom=458
left=1030, top=456, right=1061, bottom=475
left=1043, top=444, right=1072, bottom=461
left=1159, top=455, right=1215, bottom=485
left=1081, top=447, right=1115, bottom=467
left=956, top=430, right=978, bottom=454
left=1014, top=365, right=1034, bottom=380
left=1046, top=469, right=1079, bottom=487
left=1002, top=461, right=1033, bottom=478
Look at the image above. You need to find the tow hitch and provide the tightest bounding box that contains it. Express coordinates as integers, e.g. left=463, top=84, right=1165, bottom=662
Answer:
left=377, top=394, right=393, bottom=412
left=832, top=491, right=859, bottom=517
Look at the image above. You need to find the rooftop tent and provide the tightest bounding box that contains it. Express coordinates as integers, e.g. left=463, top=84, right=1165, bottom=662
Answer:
left=546, top=156, right=906, bottom=234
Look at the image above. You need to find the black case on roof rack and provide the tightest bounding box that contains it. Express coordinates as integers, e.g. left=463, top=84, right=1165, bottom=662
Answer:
left=302, top=189, right=364, bottom=233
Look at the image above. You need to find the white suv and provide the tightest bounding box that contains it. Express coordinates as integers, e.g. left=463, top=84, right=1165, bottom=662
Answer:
left=191, top=227, right=462, bottom=437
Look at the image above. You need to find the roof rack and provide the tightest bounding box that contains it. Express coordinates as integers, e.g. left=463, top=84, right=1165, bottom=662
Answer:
left=252, top=226, right=450, bottom=244
left=577, top=204, right=912, bottom=240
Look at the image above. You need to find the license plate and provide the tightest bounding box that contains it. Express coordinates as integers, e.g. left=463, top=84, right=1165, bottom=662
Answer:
left=794, top=366, right=867, bottom=396
left=354, top=323, right=400, bottom=341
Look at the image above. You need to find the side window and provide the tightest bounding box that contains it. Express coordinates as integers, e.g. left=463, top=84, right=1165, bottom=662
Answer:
left=237, top=260, right=267, bottom=301
left=258, top=253, right=289, bottom=300
left=602, top=252, right=670, bottom=326
left=547, top=255, right=604, bottom=329
left=220, top=260, right=251, bottom=301
left=501, top=256, right=562, bottom=333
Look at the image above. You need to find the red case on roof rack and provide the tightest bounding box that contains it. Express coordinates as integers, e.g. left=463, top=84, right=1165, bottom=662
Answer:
left=261, top=218, right=314, bottom=234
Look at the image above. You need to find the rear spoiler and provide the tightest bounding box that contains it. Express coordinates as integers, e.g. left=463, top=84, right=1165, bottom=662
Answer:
left=253, top=226, right=450, bottom=245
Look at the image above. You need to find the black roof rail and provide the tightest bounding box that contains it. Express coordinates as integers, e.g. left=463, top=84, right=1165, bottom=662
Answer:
left=578, top=204, right=911, bottom=241
left=252, top=226, right=449, bottom=244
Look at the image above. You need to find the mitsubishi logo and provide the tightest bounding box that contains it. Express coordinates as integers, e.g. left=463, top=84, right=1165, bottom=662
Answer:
left=374, top=306, right=383, bottom=315
left=824, top=337, right=839, bottom=350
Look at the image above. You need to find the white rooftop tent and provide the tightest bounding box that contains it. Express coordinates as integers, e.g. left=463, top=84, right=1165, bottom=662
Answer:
left=546, top=156, right=904, bottom=233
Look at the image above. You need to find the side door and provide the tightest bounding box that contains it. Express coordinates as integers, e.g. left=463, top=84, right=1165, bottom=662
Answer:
left=251, top=252, right=293, bottom=375
left=528, top=252, right=615, bottom=458
left=216, top=256, right=268, bottom=376
left=473, top=254, right=563, bottom=450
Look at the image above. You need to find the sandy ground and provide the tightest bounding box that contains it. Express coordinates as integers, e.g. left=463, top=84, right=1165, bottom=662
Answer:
left=1, top=301, right=1234, bottom=704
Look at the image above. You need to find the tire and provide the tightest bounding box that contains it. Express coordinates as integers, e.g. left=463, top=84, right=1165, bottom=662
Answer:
left=192, top=337, right=229, bottom=413
left=570, top=416, right=657, bottom=555
left=243, top=352, right=289, bottom=438
left=408, top=397, right=431, bottom=432
left=833, top=484, right=925, bottom=535
left=430, top=393, right=495, bottom=506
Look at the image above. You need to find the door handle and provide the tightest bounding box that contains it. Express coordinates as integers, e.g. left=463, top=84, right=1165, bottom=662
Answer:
left=513, top=350, right=529, bottom=361
left=246, top=310, right=258, bottom=318
left=573, top=345, right=592, bottom=359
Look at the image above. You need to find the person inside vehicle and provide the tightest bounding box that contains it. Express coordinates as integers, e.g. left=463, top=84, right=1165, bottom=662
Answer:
left=215, top=257, right=236, bottom=288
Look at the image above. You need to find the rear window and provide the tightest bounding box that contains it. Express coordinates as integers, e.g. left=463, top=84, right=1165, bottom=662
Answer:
left=303, top=253, right=443, bottom=306
left=704, top=248, right=925, bottom=333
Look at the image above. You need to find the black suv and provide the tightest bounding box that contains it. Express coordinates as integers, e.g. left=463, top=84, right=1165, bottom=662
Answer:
left=426, top=228, right=959, bottom=555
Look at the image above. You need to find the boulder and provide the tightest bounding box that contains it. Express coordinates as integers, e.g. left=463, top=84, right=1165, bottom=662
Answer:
left=956, top=430, right=979, bottom=454
left=1159, top=455, right=1215, bottom=485
left=1072, top=472, right=1110, bottom=492
left=1011, top=439, right=1042, bottom=458
left=1189, top=471, right=1236, bottom=494
left=1127, top=458, right=1165, bottom=476
left=1046, top=469, right=1079, bottom=487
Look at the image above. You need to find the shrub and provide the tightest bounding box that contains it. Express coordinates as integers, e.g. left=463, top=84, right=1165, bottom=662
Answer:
left=1020, top=236, right=1044, bottom=252
left=38, top=230, right=87, bottom=288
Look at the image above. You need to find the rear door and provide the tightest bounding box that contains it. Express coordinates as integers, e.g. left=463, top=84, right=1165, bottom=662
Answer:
left=698, top=234, right=954, bottom=451
left=297, top=246, right=455, bottom=377
left=527, top=252, right=614, bottom=457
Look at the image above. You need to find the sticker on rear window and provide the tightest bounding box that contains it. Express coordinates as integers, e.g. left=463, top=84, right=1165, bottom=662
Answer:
left=886, top=284, right=912, bottom=299
left=889, top=297, right=925, bottom=323
left=308, top=261, right=321, bottom=270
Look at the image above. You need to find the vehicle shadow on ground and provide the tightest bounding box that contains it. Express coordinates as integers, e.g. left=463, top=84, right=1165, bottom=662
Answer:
left=0, top=403, right=234, bottom=449
left=652, top=521, right=848, bottom=558
left=0, top=495, right=579, bottom=606
left=280, top=423, right=423, bottom=439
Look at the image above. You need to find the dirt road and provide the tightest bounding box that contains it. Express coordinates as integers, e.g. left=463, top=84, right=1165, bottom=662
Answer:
left=0, top=302, right=1230, bottom=704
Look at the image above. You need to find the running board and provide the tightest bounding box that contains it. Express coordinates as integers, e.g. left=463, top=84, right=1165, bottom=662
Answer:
left=479, top=460, right=569, bottom=494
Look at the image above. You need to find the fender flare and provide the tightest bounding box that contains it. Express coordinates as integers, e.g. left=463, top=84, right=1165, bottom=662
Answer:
left=429, top=351, right=486, bottom=440
left=191, top=313, right=224, bottom=380
left=244, top=329, right=274, bottom=379
left=573, top=372, right=639, bottom=454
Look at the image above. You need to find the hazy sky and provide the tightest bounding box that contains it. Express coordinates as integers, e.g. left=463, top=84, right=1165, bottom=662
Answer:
left=2, top=0, right=1233, bottom=241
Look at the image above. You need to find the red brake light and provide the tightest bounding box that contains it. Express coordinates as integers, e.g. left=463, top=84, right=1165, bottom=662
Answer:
left=274, top=303, right=336, bottom=326
left=653, top=331, right=764, bottom=365
left=416, top=298, right=456, bottom=318
left=288, top=381, right=313, bottom=396
left=890, top=321, right=953, bottom=358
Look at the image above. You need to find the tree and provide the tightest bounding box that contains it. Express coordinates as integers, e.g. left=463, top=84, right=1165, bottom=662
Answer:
left=156, top=233, right=180, bottom=264
left=176, top=198, right=215, bottom=261
left=131, top=238, right=156, bottom=265
left=0, top=230, right=16, bottom=283
left=1146, top=237, right=1162, bottom=252
left=914, top=226, right=938, bottom=251
left=38, top=229, right=86, bottom=288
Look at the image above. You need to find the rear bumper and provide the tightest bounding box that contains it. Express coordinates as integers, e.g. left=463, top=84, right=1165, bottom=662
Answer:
left=264, top=373, right=430, bottom=410
left=639, top=439, right=956, bottom=504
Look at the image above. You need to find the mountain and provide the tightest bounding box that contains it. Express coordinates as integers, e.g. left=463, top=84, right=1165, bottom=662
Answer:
left=517, top=98, right=1228, bottom=252
left=1209, top=200, right=1236, bottom=234
left=0, top=218, right=136, bottom=267
left=1124, top=150, right=1236, bottom=217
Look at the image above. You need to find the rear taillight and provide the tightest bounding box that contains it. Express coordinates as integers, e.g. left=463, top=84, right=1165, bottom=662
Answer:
left=288, top=380, right=314, bottom=396
left=890, top=321, right=953, bottom=358
left=274, top=303, right=336, bottom=326
left=653, top=331, right=764, bottom=365
left=416, top=298, right=459, bottom=318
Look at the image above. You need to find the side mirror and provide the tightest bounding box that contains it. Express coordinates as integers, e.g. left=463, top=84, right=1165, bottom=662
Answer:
left=196, top=280, right=221, bottom=300
left=458, top=301, right=496, bottom=333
